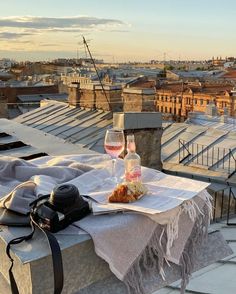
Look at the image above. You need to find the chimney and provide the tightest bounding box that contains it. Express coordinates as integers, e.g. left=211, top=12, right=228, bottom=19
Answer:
left=95, top=85, right=122, bottom=112
left=80, top=84, right=96, bottom=109
left=0, top=96, right=8, bottom=118
left=123, top=88, right=156, bottom=112
left=220, top=107, right=228, bottom=123
left=113, top=112, right=163, bottom=170
left=79, top=84, right=123, bottom=112
left=68, top=82, right=81, bottom=107
left=205, top=101, right=218, bottom=117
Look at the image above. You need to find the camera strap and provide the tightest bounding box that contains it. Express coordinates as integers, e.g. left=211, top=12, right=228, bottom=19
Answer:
left=6, top=199, right=64, bottom=294
left=31, top=216, right=64, bottom=294
left=6, top=220, right=36, bottom=294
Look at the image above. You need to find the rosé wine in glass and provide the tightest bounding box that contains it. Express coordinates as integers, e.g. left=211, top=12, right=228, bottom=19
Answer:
left=105, top=143, right=124, bottom=158
left=104, top=129, right=125, bottom=183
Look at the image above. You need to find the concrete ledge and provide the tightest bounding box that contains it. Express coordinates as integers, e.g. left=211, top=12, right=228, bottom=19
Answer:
left=80, top=84, right=96, bottom=90
left=0, top=227, right=232, bottom=294
left=123, top=88, right=155, bottom=95
left=80, top=84, right=122, bottom=91
left=0, top=273, right=10, bottom=294
left=113, top=112, right=162, bottom=130
left=95, top=85, right=122, bottom=91
left=69, top=83, right=80, bottom=88
left=0, top=230, right=111, bottom=294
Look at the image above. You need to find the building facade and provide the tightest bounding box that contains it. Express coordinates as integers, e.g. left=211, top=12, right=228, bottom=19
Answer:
left=0, top=83, right=59, bottom=118
left=156, top=82, right=236, bottom=119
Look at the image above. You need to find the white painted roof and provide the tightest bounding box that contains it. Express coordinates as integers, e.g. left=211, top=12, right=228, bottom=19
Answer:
left=161, top=119, right=236, bottom=179
left=0, top=118, right=94, bottom=159
left=187, top=113, right=236, bottom=132
left=14, top=101, right=113, bottom=154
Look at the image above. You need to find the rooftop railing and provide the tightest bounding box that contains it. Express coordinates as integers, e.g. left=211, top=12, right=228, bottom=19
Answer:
left=178, top=139, right=236, bottom=178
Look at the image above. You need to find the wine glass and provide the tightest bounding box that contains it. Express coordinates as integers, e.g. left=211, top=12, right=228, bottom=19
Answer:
left=104, top=128, right=125, bottom=183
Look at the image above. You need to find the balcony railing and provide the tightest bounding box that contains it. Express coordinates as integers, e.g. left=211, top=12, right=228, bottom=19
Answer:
left=178, top=139, right=236, bottom=178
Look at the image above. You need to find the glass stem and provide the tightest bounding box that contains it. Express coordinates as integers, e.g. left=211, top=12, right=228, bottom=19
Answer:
left=111, top=158, right=116, bottom=179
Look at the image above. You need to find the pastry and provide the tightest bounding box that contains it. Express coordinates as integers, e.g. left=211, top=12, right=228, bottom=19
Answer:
left=108, top=182, right=147, bottom=203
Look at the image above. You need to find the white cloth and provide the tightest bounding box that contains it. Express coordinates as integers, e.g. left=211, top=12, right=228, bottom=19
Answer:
left=0, top=154, right=211, bottom=294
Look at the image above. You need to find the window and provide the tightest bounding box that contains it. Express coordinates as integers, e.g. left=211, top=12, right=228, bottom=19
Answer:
left=169, top=107, right=172, bottom=113
left=186, top=97, right=191, bottom=105
left=207, top=100, right=209, bottom=104
left=200, top=99, right=203, bottom=105
left=161, top=106, right=163, bottom=112
left=195, top=99, right=198, bottom=105
left=165, top=107, right=168, bottom=112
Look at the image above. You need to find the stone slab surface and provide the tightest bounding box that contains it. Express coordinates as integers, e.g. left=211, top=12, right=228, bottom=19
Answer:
left=156, top=218, right=236, bottom=294
left=113, top=112, right=162, bottom=130
left=0, top=229, right=232, bottom=294
left=0, top=272, right=11, bottom=294
left=186, top=263, right=236, bottom=294
left=0, top=226, right=91, bottom=263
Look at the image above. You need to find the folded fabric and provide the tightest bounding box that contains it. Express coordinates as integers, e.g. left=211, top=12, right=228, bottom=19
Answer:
left=0, top=155, right=98, bottom=214
left=77, top=192, right=210, bottom=294
left=0, top=154, right=212, bottom=294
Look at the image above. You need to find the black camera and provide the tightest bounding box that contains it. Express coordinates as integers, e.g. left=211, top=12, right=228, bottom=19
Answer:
left=31, top=184, right=91, bottom=233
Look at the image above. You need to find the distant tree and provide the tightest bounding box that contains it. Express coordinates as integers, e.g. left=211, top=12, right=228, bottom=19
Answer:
left=195, top=67, right=205, bottom=71
left=159, top=70, right=166, bottom=78
left=164, top=65, right=174, bottom=71
left=177, top=66, right=186, bottom=70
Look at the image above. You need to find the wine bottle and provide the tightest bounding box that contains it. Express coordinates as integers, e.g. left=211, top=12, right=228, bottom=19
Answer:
left=124, top=134, right=141, bottom=182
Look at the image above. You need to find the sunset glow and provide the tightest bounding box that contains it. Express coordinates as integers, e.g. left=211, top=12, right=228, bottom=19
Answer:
left=0, top=0, right=235, bottom=62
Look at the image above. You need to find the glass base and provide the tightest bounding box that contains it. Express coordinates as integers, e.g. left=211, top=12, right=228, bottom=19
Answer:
left=103, top=176, right=124, bottom=189
left=104, top=176, right=118, bottom=186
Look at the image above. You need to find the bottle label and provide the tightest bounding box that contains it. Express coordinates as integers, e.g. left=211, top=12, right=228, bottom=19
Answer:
left=125, top=165, right=141, bottom=182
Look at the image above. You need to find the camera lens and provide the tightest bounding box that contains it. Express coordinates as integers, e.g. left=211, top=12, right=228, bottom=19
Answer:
left=49, top=184, right=80, bottom=209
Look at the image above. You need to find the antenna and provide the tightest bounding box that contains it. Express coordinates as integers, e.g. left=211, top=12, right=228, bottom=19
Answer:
left=163, top=52, right=166, bottom=63
left=76, top=42, right=79, bottom=63
left=82, top=36, right=112, bottom=111
left=84, top=42, right=88, bottom=59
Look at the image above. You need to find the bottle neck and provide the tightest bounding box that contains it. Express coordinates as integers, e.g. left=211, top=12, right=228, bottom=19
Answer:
left=127, top=141, right=136, bottom=153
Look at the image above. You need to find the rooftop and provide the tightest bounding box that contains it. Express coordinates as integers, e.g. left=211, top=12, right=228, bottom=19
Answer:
left=0, top=80, right=55, bottom=88
left=0, top=118, right=93, bottom=159
left=14, top=100, right=113, bottom=154
left=162, top=121, right=236, bottom=180
left=222, top=69, right=236, bottom=79
left=17, top=93, right=68, bottom=103
left=156, top=82, right=234, bottom=95
left=5, top=102, right=236, bottom=293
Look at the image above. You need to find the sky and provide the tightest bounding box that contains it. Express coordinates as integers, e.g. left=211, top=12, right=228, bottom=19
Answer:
left=0, top=0, right=236, bottom=62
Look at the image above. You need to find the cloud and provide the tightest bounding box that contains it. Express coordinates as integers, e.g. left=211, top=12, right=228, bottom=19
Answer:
left=39, top=43, right=58, bottom=47
left=0, top=31, right=34, bottom=39
left=0, top=16, right=125, bottom=31
left=109, top=29, right=129, bottom=33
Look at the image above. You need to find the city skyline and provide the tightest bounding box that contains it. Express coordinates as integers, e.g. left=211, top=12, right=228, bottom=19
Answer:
left=0, top=0, right=236, bottom=62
